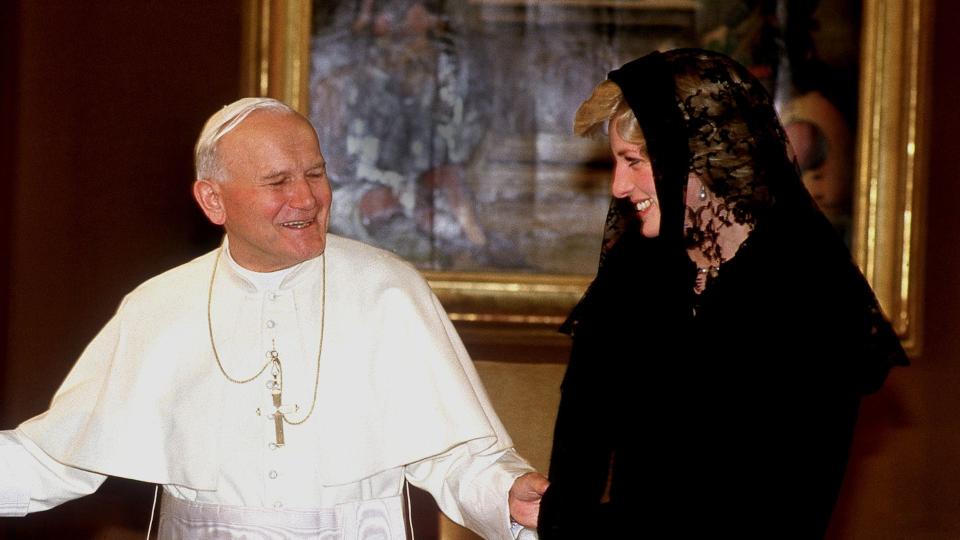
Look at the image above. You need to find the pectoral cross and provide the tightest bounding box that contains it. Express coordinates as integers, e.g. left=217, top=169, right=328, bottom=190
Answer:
left=266, top=349, right=297, bottom=447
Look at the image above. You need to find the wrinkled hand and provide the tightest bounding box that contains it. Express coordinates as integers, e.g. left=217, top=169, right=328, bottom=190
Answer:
left=508, top=472, right=550, bottom=528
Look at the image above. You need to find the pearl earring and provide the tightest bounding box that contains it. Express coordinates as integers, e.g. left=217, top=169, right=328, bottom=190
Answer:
left=698, top=183, right=707, bottom=201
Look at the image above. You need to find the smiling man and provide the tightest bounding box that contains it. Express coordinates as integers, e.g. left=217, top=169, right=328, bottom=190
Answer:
left=0, top=98, right=547, bottom=539
left=193, top=104, right=332, bottom=272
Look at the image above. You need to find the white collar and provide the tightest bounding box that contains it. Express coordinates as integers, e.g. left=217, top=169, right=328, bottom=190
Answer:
left=223, top=243, right=299, bottom=292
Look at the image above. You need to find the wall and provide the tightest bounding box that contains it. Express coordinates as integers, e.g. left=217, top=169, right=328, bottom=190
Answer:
left=0, top=0, right=17, bottom=417
left=827, top=1, right=960, bottom=537
left=1, top=1, right=243, bottom=537
left=2, top=1, right=244, bottom=425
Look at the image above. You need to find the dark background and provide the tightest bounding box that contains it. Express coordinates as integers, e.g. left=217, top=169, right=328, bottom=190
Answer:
left=0, top=2, right=241, bottom=536
left=1, top=0, right=958, bottom=538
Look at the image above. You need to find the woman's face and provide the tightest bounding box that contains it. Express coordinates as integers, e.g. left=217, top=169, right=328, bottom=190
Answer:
left=609, top=122, right=660, bottom=237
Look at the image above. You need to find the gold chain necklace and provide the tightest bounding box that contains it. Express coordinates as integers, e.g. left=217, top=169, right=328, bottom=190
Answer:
left=206, top=249, right=326, bottom=443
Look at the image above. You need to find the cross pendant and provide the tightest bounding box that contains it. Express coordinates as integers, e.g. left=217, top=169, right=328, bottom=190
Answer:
left=268, top=350, right=285, bottom=446
left=269, top=400, right=299, bottom=446
left=271, top=390, right=285, bottom=446
left=265, top=349, right=298, bottom=446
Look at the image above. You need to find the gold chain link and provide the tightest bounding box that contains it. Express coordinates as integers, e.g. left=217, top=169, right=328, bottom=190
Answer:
left=206, top=249, right=326, bottom=426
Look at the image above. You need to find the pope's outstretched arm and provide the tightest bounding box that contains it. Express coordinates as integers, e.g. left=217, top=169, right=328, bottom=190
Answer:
left=0, top=430, right=106, bottom=515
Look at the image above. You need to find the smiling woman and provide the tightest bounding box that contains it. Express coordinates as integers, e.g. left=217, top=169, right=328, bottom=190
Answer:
left=192, top=98, right=333, bottom=272
left=607, top=126, right=661, bottom=239
left=537, top=48, right=908, bottom=538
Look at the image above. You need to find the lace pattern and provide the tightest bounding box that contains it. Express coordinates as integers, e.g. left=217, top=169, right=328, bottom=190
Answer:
left=564, top=47, right=908, bottom=384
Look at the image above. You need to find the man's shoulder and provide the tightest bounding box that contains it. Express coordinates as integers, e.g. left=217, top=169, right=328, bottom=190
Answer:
left=326, top=234, right=425, bottom=284
left=123, top=248, right=219, bottom=306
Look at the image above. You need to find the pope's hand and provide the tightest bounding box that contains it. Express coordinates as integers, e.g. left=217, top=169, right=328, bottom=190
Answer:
left=508, top=472, right=550, bottom=528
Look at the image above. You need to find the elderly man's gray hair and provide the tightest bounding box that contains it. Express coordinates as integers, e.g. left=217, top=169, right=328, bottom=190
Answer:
left=194, top=97, right=298, bottom=181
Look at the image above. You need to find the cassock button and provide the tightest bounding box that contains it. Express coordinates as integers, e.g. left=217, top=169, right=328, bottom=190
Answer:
left=273, top=501, right=283, bottom=510
left=268, top=442, right=278, bottom=450
left=268, top=292, right=279, bottom=301
left=268, top=470, right=278, bottom=479
left=266, top=320, right=276, bottom=328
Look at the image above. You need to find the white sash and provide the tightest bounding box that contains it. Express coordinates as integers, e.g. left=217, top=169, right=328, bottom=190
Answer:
left=157, top=491, right=407, bottom=540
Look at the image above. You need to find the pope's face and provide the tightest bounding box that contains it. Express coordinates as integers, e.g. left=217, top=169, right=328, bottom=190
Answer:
left=195, top=110, right=332, bottom=272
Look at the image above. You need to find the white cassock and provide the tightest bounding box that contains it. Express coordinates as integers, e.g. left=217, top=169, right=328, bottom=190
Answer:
left=0, top=234, right=533, bottom=539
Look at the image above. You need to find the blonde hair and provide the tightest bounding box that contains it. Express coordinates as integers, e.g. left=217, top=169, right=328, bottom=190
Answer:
left=194, top=97, right=298, bottom=181
left=573, top=80, right=646, bottom=153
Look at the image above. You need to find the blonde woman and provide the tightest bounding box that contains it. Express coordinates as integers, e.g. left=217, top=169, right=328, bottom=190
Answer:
left=538, top=49, right=907, bottom=539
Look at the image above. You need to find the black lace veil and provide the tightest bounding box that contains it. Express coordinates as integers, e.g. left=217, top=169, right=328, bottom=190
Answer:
left=563, top=48, right=907, bottom=392
left=541, top=49, right=907, bottom=539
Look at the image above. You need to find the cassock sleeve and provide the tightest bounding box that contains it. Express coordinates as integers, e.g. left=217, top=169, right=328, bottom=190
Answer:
left=404, top=446, right=534, bottom=540
left=0, top=429, right=106, bottom=515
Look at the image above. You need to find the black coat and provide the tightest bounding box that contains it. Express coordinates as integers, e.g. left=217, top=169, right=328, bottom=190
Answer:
left=539, top=210, right=898, bottom=538
left=538, top=49, right=906, bottom=539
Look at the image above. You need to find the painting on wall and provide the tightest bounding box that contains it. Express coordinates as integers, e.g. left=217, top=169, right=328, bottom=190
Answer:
left=698, top=0, right=861, bottom=241
left=247, top=0, right=929, bottom=352
left=308, top=0, right=701, bottom=274
left=306, top=0, right=860, bottom=274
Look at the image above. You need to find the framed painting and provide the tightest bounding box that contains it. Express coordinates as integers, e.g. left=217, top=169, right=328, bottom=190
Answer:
left=240, top=0, right=930, bottom=355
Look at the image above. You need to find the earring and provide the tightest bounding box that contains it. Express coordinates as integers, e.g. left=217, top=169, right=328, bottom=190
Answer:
left=698, top=183, right=707, bottom=201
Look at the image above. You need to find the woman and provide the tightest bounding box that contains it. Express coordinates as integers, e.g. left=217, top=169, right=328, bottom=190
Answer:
left=537, top=49, right=907, bottom=538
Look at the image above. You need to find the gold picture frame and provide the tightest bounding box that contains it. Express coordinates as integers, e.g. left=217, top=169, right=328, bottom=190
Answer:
left=241, top=0, right=930, bottom=356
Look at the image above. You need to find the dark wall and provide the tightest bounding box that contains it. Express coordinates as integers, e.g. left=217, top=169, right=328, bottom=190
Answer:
left=2, top=1, right=242, bottom=423
left=1, top=1, right=242, bottom=537
left=0, top=0, right=18, bottom=415
left=914, top=0, right=960, bottom=529
left=827, top=1, right=960, bottom=537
